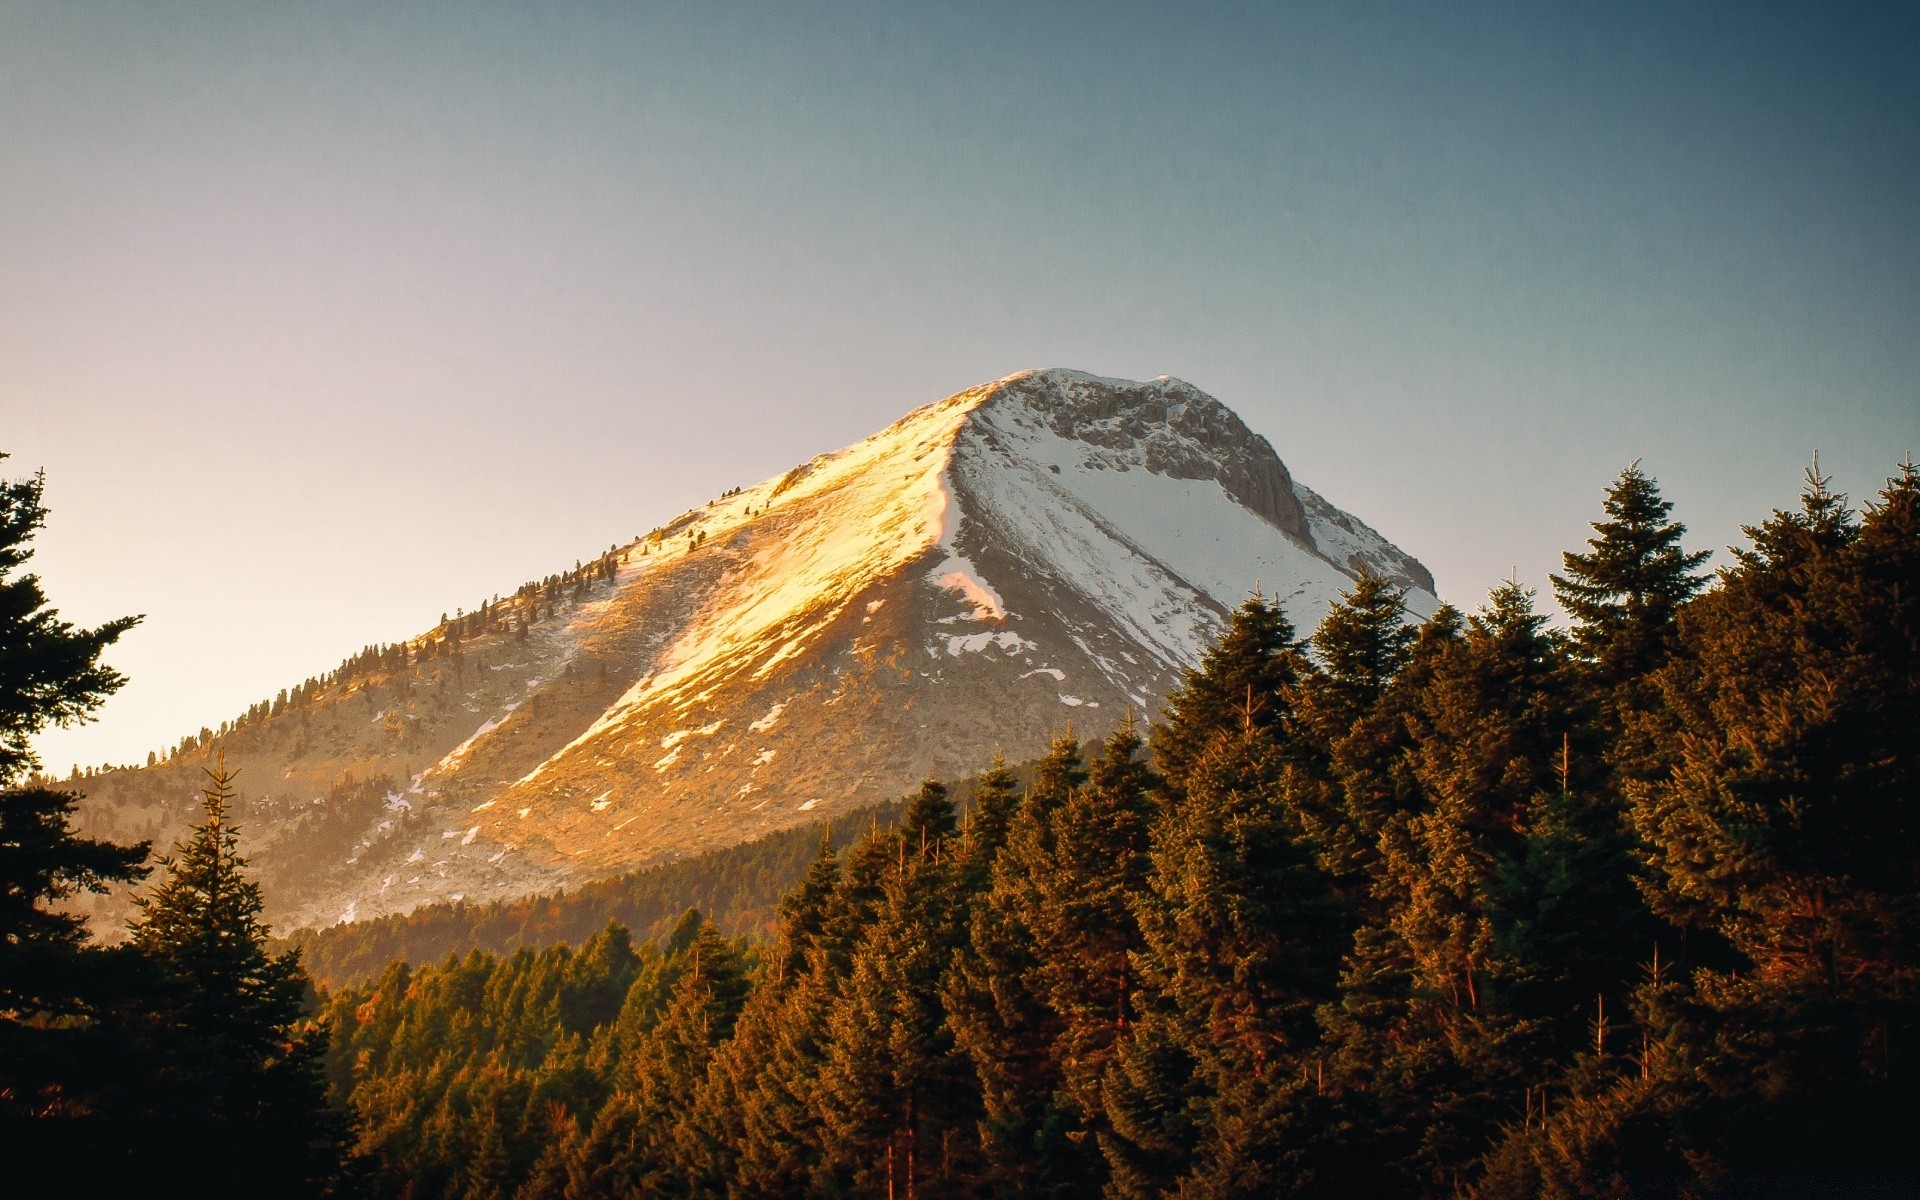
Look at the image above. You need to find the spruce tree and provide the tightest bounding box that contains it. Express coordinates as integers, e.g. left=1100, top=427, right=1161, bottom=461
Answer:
left=1293, top=575, right=1420, bottom=883
left=957, top=753, right=1020, bottom=892
left=946, top=734, right=1102, bottom=1198
left=816, top=811, right=975, bottom=1199
left=1550, top=463, right=1709, bottom=694
left=1153, top=594, right=1304, bottom=796
left=128, top=756, right=347, bottom=1194
left=570, top=918, right=747, bottom=1199
left=1104, top=716, right=1352, bottom=1199
left=1316, top=585, right=1574, bottom=1192
left=0, top=457, right=151, bottom=1123
left=1624, top=463, right=1920, bottom=1174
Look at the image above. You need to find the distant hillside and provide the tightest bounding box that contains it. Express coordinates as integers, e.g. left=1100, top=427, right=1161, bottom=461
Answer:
left=282, top=755, right=1062, bottom=987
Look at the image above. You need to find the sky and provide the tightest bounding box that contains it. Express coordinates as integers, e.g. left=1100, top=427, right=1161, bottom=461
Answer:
left=5, top=1, right=1916, bottom=775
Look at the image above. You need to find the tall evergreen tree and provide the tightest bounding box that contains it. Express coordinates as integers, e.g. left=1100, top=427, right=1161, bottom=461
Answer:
left=1292, top=575, right=1420, bottom=883
left=1550, top=463, right=1710, bottom=694
left=816, top=809, right=976, bottom=1200
left=1623, top=463, right=1920, bottom=1174
left=569, top=916, right=747, bottom=1199
left=1104, top=716, right=1352, bottom=1199
left=949, top=739, right=1084, bottom=1198
left=0, top=456, right=151, bottom=1131
left=129, top=756, right=348, bottom=1194
left=1316, top=585, right=1578, bottom=1193
left=1153, top=594, right=1304, bottom=796
left=957, top=753, right=1020, bottom=893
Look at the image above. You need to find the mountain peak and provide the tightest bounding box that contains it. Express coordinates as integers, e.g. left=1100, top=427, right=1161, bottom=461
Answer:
left=79, top=370, right=1436, bottom=932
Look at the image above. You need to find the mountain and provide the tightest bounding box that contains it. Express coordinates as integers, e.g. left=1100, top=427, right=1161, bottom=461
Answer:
left=73, top=369, right=1437, bottom=932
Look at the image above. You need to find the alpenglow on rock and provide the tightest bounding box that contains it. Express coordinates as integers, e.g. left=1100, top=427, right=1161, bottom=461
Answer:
left=77, top=370, right=1437, bottom=930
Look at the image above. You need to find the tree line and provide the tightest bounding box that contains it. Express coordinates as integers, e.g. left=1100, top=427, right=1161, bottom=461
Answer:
left=0, top=458, right=346, bottom=1193
left=320, top=461, right=1919, bottom=1197
left=4, top=450, right=1916, bottom=1197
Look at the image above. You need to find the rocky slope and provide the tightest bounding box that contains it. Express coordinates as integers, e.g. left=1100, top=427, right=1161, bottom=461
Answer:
left=74, top=369, right=1436, bottom=931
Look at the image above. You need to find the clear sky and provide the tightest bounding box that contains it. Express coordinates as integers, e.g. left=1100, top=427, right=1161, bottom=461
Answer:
left=6, top=2, right=1916, bottom=775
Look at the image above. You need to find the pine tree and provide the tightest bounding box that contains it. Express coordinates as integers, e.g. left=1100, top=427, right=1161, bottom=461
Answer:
left=128, top=756, right=347, bottom=1194
left=1293, top=575, right=1419, bottom=883
left=1036, top=725, right=1157, bottom=1121
left=1152, top=594, right=1304, bottom=797
left=904, top=777, right=959, bottom=844
left=1315, top=585, right=1575, bottom=1193
left=1550, top=464, right=1709, bottom=694
left=0, top=457, right=151, bottom=1124
left=1103, top=715, right=1352, bottom=1199
left=956, top=753, right=1020, bottom=894
left=569, top=917, right=747, bottom=1198
left=947, top=735, right=1098, bottom=1197
left=1623, top=462, right=1920, bottom=1174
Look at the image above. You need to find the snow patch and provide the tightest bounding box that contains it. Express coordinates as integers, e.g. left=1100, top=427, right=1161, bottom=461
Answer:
left=660, top=720, right=724, bottom=751
left=749, top=702, right=786, bottom=732
left=931, top=556, right=1007, bottom=621
left=946, top=630, right=1033, bottom=657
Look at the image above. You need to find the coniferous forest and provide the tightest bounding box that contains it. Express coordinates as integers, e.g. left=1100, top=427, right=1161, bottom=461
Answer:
left=3, top=454, right=1917, bottom=1198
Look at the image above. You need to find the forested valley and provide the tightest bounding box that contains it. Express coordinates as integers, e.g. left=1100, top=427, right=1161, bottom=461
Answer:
left=4, top=456, right=1916, bottom=1198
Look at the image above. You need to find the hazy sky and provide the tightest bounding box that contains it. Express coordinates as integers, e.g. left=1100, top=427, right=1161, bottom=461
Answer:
left=6, top=2, right=1916, bottom=774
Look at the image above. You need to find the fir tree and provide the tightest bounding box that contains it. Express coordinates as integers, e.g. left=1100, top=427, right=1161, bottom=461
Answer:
left=815, top=815, right=975, bottom=1199
left=1292, top=575, right=1419, bottom=883
left=1550, top=463, right=1709, bottom=694
left=1104, top=716, right=1351, bottom=1199
left=129, top=756, right=348, bottom=1194
left=947, top=735, right=1098, bottom=1198
left=0, top=456, right=151, bottom=1122
left=1316, top=585, right=1573, bottom=1193
left=1152, top=594, right=1304, bottom=797
left=1623, top=463, right=1920, bottom=1173
left=570, top=917, right=747, bottom=1198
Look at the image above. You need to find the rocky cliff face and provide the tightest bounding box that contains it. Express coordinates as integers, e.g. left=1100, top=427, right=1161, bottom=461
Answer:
left=75, top=369, right=1437, bottom=932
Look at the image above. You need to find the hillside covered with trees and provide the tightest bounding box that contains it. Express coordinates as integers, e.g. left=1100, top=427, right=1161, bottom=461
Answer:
left=4, top=454, right=1916, bottom=1197
left=316, top=461, right=1920, bottom=1198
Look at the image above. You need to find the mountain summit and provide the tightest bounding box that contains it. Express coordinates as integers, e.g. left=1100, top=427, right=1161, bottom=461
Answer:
left=80, top=370, right=1437, bottom=929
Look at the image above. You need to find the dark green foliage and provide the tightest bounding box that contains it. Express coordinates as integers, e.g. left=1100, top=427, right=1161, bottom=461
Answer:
left=1551, top=462, right=1711, bottom=694
left=0, top=456, right=152, bottom=1133
left=0, top=460, right=142, bottom=784
left=122, top=757, right=348, bottom=1193
left=1152, top=593, right=1303, bottom=795
left=311, top=460, right=1917, bottom=1198
left=22, top=455, right=1911, bottom=1198
left=1105, top=713, right=1348, bottom=1199
left=1614, top=462, right=1920, bottom=1177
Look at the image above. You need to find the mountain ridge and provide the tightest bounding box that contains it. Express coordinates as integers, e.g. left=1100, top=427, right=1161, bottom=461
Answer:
left=73, top=369, right=1436, bottom=933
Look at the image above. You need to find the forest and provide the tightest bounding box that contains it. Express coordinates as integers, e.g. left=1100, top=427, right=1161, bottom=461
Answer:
left=2, top=455, right=1915, bottom=1198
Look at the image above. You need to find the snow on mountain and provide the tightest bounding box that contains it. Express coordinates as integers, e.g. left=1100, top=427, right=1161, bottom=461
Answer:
left=76, top=369, right=1437, bottom=931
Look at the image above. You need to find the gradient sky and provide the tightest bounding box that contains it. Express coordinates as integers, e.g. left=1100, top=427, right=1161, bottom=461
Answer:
left=6, top=2, right=1916, bottom=774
